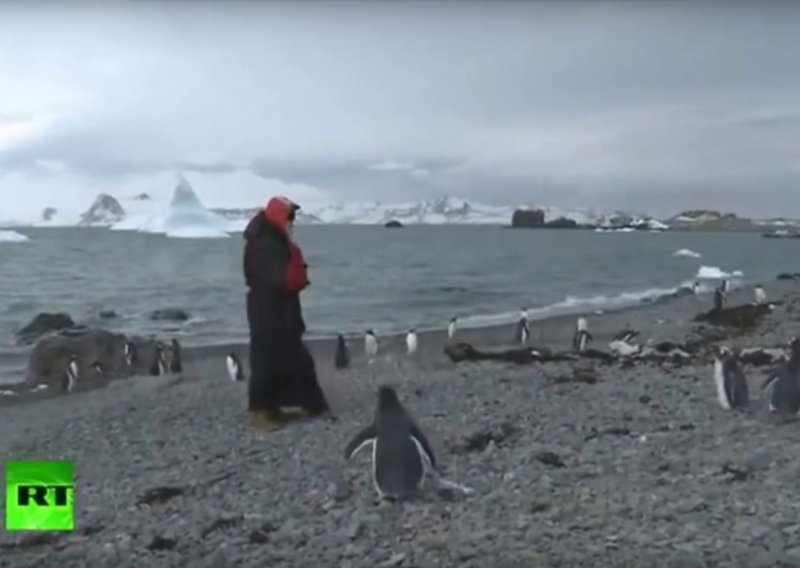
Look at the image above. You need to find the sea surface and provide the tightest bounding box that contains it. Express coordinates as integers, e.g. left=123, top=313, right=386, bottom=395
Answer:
left=0, top=225, right=796, bottom=381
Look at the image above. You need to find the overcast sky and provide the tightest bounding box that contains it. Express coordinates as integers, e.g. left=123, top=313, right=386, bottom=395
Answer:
left=1, top=1, right=799, bottom=219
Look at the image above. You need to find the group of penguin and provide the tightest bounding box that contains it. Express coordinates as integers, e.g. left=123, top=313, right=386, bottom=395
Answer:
left=61, top=338, right=183, bottom=393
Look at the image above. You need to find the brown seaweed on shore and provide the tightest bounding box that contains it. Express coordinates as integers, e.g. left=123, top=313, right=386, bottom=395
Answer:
left=692, top=303, right=772, bottom=329
left=444, top=342, right=577, bottom=365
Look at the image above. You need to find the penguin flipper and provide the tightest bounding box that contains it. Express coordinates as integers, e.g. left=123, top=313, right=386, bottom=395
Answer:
left=410, top=424, right=436, bottom=470
left=344, top=424, right=377, bottom=460
left=760, top=373, right=780, bottom=392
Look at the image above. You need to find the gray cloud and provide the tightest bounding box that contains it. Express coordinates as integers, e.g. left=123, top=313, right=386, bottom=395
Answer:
left=1, top=1, right=799, bottom=217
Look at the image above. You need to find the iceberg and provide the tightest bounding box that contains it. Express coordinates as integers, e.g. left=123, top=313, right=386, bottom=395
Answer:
left=696, top=266, right=743, bottom=279
left=0, top=230, right=29, bottom=242
left=113, top=175, right=230, bottom=238
left=673, top=248, right=702, bottom=258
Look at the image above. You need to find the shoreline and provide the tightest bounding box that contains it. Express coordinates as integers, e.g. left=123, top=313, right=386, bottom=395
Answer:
left=1, top=276, right=795, bottom=407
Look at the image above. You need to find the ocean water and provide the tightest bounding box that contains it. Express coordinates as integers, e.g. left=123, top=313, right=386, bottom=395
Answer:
left=0, top=225, right=796, bottom=379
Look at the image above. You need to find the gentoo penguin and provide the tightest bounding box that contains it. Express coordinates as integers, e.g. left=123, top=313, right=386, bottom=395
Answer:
left=169, top=338, right=183, bottom=373
left=517, top=308, right=530, bottom=345
left=754, top=284, right=767, bottom=305
left=612, top=329, right=639, bottom=344
left=124, top=341, right=138, bottom=368
left=763, top=337, right=800, bottom=416
left=149, top=342, right=168, bottom=376
left=226, top=352, right=245, bottom=381
left=712, top=347, right=749, bottom=410
left=91, top=361, right=103, bottom=375
left=572, top=317, right=592, bottom=352
left=364, top=329, right=378, bottom=363
left=713, top=287, right=727, bottom=311
left=335, top=334, right=350, bottom=369
left=720, top=279, right=729, bottom=293
left=344, top=385, right=436, bottom=500
left=62, top=355, right=78, bottom=393
left=609, top=329, right=640, bottom=356
left=692, top=281, right=701, bottom=295
left=406, top=328, right=418, bottom=356
left=447, top=317, right=457, bottom=341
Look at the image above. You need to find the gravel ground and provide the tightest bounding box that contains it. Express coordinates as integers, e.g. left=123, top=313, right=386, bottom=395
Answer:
left=2, top=279, right=800, bottom=567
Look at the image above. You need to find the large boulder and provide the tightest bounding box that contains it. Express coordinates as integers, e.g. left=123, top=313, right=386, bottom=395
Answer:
left=693, top=304, right=772, bottom=329
left=384, top=219, right=404, bottom=228
left=16, top=312, right=76, bottom=345
left=150, top=308, right=190, bottom=322
left=511, top=209, right=545, bottom=228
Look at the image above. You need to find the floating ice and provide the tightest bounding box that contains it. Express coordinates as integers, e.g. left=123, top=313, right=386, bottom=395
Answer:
left=673, top=248, right=702, bottom=258
left=0, top=230, right=29, bottom=242
left=696, top=266, right=743, bottom=279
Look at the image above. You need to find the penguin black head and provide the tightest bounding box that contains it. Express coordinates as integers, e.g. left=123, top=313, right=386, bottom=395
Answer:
left=366, top=329, right=374, bottom=336
left=408, top=328, right=416, bottom=333
left=377, top=385, right=400, bottom=409
left=91, top=361, right=102, bottom=374
left=171, top=338, right=180, bottom=349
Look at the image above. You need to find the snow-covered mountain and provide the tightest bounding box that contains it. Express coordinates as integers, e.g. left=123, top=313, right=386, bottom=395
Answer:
left=112, top=175, right=230, bottom=238
left=77, top=194, right=126, bottom=226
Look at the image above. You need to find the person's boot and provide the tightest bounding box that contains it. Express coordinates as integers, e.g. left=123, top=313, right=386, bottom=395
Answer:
left=248, top=409, right=289, bottom=431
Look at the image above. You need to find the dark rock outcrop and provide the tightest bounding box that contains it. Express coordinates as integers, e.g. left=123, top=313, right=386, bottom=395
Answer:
left=134, top=193, right=151, bottom=201
left=98, top=310, right=118, bottom=319
left=150, top=308, right=190, bottom=322
left=693, top=304, right=772, bottom=329
left=41, top=207, right=57, bottom=222
left=78, top=193, right=125, bottom=226
left=777, top=273, right=800, bottom=281
left=384, top=220, right=404, bottom=228
left=16, top=312, right=76, bottom=345
left=511, top=209, right=545, bottom=228
left=544, top=217, right=579, bottom=229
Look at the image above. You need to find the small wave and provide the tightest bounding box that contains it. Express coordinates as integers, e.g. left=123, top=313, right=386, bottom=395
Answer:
left=458, top=284, right=684, bottom=328
left=0, top=230, right=29, bottom=243
left=696, top=266, right=743, bottom=279
left=673, top=248, right=702, bottom=258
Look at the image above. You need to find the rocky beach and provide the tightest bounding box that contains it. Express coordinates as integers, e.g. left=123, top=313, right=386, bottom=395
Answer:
left=2, top=277, right=800, bottom=567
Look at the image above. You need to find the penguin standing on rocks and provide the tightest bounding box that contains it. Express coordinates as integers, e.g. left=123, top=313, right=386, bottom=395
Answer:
left=91, top=361, right=103, bottom=376
left=712, top=346, right=749, bottom=410
left=447, top=317, right=457, bottom=341
left=762, top=337, right=800, bottom=416
left=692, top=282, right=701, bottom=295
left=754, top=284, right=767, bottom=305
left=365, top=329, right=378, bottom=364
left=406, top=328, right=418, bottom=356
left=150, top=342, right=168, bottom=376
left=169, top=339, right=183, bottom=373
left=226, top=352, right=245, bottom=382
left=572, top=317, right=592, bottom=352
left=713, top=287, right=727, bottom=311
left=62, top=354, right=78, bottom=393
left=517, top=308, right=530, bottom=345
left=720, top=279, right=730, bottom=293
left=124, top=341, right=138, bottom=368
left=335, top=334, right=350, bottom=369
left=344, top=385, right=436, bottom=501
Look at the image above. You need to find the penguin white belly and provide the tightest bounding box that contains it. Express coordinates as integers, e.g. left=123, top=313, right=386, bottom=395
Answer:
left=226, top=357, right=238, bottom=380
left=713, top=360, right=731, bottom=410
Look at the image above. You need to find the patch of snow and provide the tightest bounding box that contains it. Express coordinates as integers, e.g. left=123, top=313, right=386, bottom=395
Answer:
left=673, top=249, right=702, bottom=258
left=0, top=230, right=29, bottom=242
left=696, top=266, right=744, bottom=279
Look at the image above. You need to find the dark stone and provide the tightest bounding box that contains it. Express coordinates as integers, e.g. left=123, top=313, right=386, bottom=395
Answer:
left=150, top=308, right=190, bottom=322
left=511, top=208, right=545, bottom=228
left=552, top=370, right=598, bottom=385
left=535, top=451, right=566, bottom=468
left=693, top=303, right=772, bottom=329
left=16, top=312, right=75, bottom=345
left=136, top=485, right=190, bottom=506
left=577, top=348, right=617, bottom=365
left=98, top=310, right=118, bottom=319
left=739, top=349, right=780, bottom=366
left=384, top=219, right=404, bottom=228
left=721, top=462, right=752, bottom=483
left=451, top=421, right=519, bottom=454
left=41, top=207, right=57, bottom=221
left=777, top=273, right=800, bottom=281
left=200, top=515, right=244, bottom=539
left=147, top=536, right=178, bottom=551
left=25, top=327, right=132, bottom=388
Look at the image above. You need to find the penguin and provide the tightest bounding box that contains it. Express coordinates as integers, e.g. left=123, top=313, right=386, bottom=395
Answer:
left=335, top=334, right=350, bottom=369
left=364, top=329, right=378, bottom=363
left=713, top=287, right=727, bottom=311
left=720, top=279, right=729, bottom=293
left=124, top=341, right=138, bottom=368
left=169, top=338, right=183, bottom=373
left=406, top=328, right=418, bottom=356
left=149, top=342, right=168, bottom=376
left=612, top=329, right=639, bottom=344
left=572, top=317, right=592, bottom=352
left=692, top=281, right=701, bottom=295
left=712, top=346, right=749, bottom=410
left=763, top=337, right=800, bottom=416
left=344, top=385, right=436, bottom=501
left=91, top=361, right=103, bottom=375
left=62, top=354, right=78, bottom=393
left=517, top=308, right=530, bottom=345
left=447, top=317, right=457, bottom=341
left=754, top=284, right=767, bottom=305
left=226, top=352, right=245, bottom=382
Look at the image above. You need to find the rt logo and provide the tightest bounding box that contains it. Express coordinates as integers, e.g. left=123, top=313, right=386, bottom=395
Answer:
left=5, top=460, right=75, bottom=531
